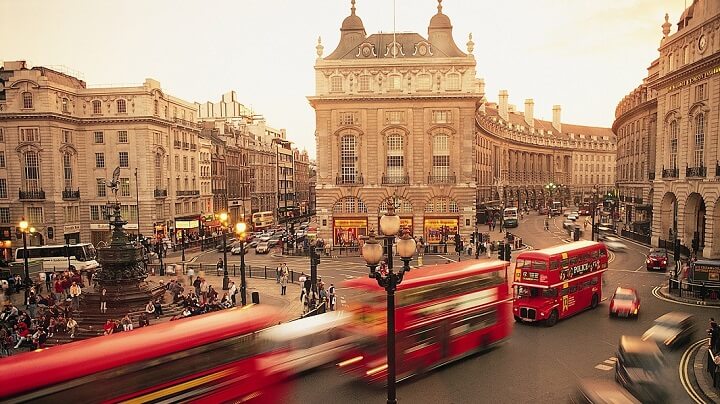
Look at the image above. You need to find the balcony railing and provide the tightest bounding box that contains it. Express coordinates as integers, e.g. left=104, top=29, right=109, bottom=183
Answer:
left=382, top=174, right=409, bottom=185
left=190, top=144, right=197, bottom=151
left=428, top=174, right=456, bottom=184
left=174, top=140, right=181, bottom=148
left=182, top=142, right=189, bottom=149
left=662, top=168, right=679, bottom=179
left=634, top=197, right=644, bottom=204
left=19, top=189, right=45, bottom=200
left=154, top=188, right=168, bottom=198
left=335, top=175, right=364, bottom=186
left=648, top=172, right=655, bottom=180
left=686, top=165, right=707, bottom=178
left=176, top=190, right=200, bottom=196
left=62, top=188, right=80, bottom=200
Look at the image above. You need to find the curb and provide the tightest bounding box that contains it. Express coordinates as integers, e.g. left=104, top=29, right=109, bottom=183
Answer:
left=691, top=340, right=720, bottom=403
left=657, top=286, right=720, bottom=307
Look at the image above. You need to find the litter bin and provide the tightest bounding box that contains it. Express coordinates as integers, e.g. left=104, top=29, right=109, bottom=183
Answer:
left=573, top=227, right=581, bottom=241
left=251, top=291, right=260, bottom=304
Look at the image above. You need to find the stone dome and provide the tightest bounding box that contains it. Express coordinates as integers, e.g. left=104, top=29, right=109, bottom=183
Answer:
left=429, top=12, right=452, bottom=29
left=341, top=14, right=365, bottom=32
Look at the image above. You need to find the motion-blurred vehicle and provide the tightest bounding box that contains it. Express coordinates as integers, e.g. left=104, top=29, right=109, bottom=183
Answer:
left=263, top=311, right=357, bottom=374
left=641, top=312, right=696, bottom=350
left=538, top=207, right=549, bottom=215
left=248, top=240, right=259, bottom=248
left=563, top=220, right=575, bottom=230
left=602, top=236, right=627, bottom=252
left=268, top=236, right=282, bottom=248
left=570, top=379, right=640, bottom=404
left=645, top=248, right=669, bottom=272
left=255, top=241, right=270, bottom=254
left=578, top=205, right=591, bottom=216
left=216, top=238, right=237, bottom=252
left=615, top=336, right=668, bottom=403
left=609, top=287, right=640, bottom=318
left=231, top=242, right=250, bottom=255
left=568, top=212, right=579, bottom=221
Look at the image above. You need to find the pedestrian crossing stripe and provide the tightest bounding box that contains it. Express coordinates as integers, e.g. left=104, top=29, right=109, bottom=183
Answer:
left=594, top=357, right=617, bottom=371
left=594, top=364, right=613, bottom=371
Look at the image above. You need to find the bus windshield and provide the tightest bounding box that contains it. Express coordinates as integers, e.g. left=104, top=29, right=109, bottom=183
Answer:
left=515, top=259, right=547, bottom=270
left=16, top=244, right=93, bottom=261
left=515, top=286, right=557, bottom=299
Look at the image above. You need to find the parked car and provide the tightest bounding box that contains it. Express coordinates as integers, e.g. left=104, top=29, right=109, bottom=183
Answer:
left=570, top=379, right=640, bottom=404
left=615, top=336, right=668, bottom=403
left=602, top=236, right=627, bottom=252
left=563, top=220, right=575, bottom=230
left=646, top=248, right=669, bottom=272
left=255, top=241, right=270, bottom=254
left=609, top=287, right=640, bottom=318
left=268, top=236, right=282, bottom=248
left=231, top=242, right=250, bottom=255
left=248, top=240, right=259, bottom=248
left=641, top=312, right=696, bottom=350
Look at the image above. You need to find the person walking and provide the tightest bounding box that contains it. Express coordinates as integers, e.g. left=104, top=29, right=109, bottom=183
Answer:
left=544, top=217, right=550, bottom=231
left=280, top=270, right=288, bottom=296
left=187, top=266, right=195, bottom=286
left=99, top=288, right=108, bottom=313
left=69, top=281, right=82, bottom=311
left=200, top=278, right=209, bottom=304
left=709, top=318, right=720, bottom=354
left=328, top=284, right=336, bottom=311
left=298, top=272, right=307, bottom=302
left=216, top=258, right=224, bottom=276
left=276, top=265, right=282, bottom=284
left=228, top=281, right=237, bottom=306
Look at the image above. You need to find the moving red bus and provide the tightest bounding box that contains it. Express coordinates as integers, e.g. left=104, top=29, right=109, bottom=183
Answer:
left=338, top=260, right=512, bottom=382
left=512, top=240, right=608, bottom=326
left=0, top=306, right=290, bottom=403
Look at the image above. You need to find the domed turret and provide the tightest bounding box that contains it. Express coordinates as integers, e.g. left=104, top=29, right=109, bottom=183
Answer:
left=341, top=0, right=366, bottom=34
left=429, top=0, right=452, bottom=30
left=427, top=0, right=465, bottom=57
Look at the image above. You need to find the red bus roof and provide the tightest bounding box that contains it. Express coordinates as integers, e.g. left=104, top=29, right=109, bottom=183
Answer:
left=516, top=240, right=604, bottom=260
left=0, top=305, right=282, bottom=399
left=342, top=259, right=509, bottom=291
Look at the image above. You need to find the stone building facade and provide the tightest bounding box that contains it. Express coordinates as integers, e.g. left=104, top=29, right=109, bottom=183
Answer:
left=0, top=61, right=201, bottom=246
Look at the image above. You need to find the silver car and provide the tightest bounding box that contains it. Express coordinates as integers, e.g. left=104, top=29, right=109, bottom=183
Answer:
left=602, top=236, right=627, bottom=252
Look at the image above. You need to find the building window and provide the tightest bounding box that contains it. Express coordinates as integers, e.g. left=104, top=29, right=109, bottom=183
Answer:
left=696, top=83, right=707, bottom=102
left=0, top=207, right=9, bottom=223
left=388, top=74, right=402, bottom=91
left=119, top=151, right=129, bottom=168
left=61, top=130, right=71, bottom=144
left=20, top=128, right=39, bottom=143
left=120, top=178, right=130, bottom=196
left=22, top=92, right=33, bottom=109
left=118, top=130, right=128, bottom=143
left=386, top=133, right=404, bottom=178
left=358, top=75, right=371, bottom=92
left=695, top=114, right=705, bottom=167
left=669, top=93, right=679, bottom=109
left=155, top=153, right=163, bottom=188
left=669, top=120, right=678, bottom=169
left=95, top=152, right=105, bottom=168
left=175, top=155, right=180, bottom=171
left=92, top=100, right=102, bottom=114
left=154, top=99, right=159, bottom=115
left=339, top=112, right=357, bottom=126
left=0, top=151, right=5, bottom=168
left=340, top=134, right=358, bottom=183
left=446, top=73, right=461, bottom=90
left=23, top=151, right=40, bottom=192
left=0, top=178, right=6, bottom=199
left=61, top=98, right=69, bottom=113
left=385, top=110, right=405, bottom=125
left=27, top=207, right=43, bottom=224
left=432, top=134, right=450, bottom=177
left=417, top=74, right=431, bottom=90
left=0, top=128, right=4, bottom=142
left=94, top=131, right=104, bottom=143
left=64, top=205, right=80, bottom=222
left=432, top=110, right=451, bottom=124
left=97, top=178, right=106, bottom=197
left=63, top=152, right=73, bottom=189
left=90, top=205, right=109, bottom=221
left=117, top=99, right=127, bottom=113
left=191, top=157, right=196, bottom=172
left=330, top=76, right=343, bottom=92
left=183, top=156, right=188, bottom=172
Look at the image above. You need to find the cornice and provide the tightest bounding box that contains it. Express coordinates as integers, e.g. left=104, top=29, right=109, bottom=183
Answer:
left=649, top=52, right=720, bottom=90
left=308, top=93, right=482, bottom=107
left=659, top=14, right=720, bottom=50
left=0, top=112, right=199, bottom=131
left=612, top=99, right=657, bottom=132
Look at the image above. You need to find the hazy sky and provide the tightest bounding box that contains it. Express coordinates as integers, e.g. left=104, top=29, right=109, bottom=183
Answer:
left=1, top=0, right=687, bottom=157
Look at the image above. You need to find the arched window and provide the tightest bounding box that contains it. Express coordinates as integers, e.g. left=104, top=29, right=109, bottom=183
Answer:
left=117, top=99, right=127, bottom=113
left=431, top=134, right=450, bottom=180
left=446, top=73, right=461, bottom=90
left=695, top=113, right=705, bottom=167
left=22, top=92, right=33, bottom=109
left=333, top=196, right=367, bottom=213
left=154, top=99, right=159, bottom=115
left=63, top=152, right=73, bottom=189
left=154, top=153, right=163, bottom=189
left=23, top=151, right=40, bottom=191
left=388, top=74, right=402, bottom=91
left=669, top=120, right=678, bottom=169
left=379, top=198, right=413, bottom=214
left=386, top=133, right=404, bottom=181
left=61, top=98, right=69, bottom=113
left=340, top=134, right=358, bottom=183
left=424, top=197, right=459, bottom=213
left=92, top=100, right=102, bottom=114
left=417, top=73, right=432, bottom=90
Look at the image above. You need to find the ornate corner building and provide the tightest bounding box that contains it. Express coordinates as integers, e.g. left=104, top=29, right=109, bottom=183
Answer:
left=310, top=1, right=616, bottom=246
left=615, top=0, right=720, bottom=258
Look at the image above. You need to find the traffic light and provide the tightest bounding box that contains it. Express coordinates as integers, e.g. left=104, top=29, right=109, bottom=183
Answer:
left=504, top=243, right=512, bottom=262
left=498, top=241, right=505, bottom=260
left=470, top=233, right=475, bottom=244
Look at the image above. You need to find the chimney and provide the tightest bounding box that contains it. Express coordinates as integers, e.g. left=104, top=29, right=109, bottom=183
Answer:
left=552, top=105, right=562, bottom=132
left=524, top=99, right=534, bottom=128
left=499, top=90, right=509, bottom=121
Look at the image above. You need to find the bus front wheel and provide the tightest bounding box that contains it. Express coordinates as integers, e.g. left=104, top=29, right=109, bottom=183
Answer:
left=591, top=294, right=599, bottom=309
left=545, top=310, right=558, bottom=327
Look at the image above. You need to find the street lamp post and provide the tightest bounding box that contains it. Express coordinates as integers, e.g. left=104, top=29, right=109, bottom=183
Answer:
left=219, top=212, right=231, bottom=290
left=591, top=188, right=598, bottom=241
left=180, top=229, right=186, bottom=263
left=545, top=182, right=557, bottom=210
left=235, top=221, right=248, bottom=306
left=361, top=206, right=417, bottom=404
left=18, top=218, right=33, bottom=305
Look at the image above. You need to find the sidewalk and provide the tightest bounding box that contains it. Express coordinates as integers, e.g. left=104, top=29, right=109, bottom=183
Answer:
left=692, top=342, right=720, bottom=403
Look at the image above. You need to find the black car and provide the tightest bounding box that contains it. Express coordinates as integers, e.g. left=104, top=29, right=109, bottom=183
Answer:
left=641, top=312, right=696, bottom=349
left=615, top=336, right=668, bottom=402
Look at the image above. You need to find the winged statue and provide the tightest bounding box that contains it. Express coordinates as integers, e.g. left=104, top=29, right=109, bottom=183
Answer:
left=107, top=166, right=121, bottom=202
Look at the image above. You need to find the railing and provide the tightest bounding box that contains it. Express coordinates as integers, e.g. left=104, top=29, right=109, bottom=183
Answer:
left=428, top=174, right=456, bottom=184
left=182, top=142, right=189, bottom=149
left=686, top=165, right=707, bottom=178
left=176, top=190, right=200, bottom=196
left=154, top=188, right=168, bottom=198
left=62, top=188, right=80, bottom=200
left=381, top=175, right=409, bottom=185
left=174, top=140, right=181, bottom=148
left=707, top=349, right=720, bottom=390
left=19, top=189, right=45, bottom=200
left=173, top=117, right=199, bottom=128
left=146, top=262, right=304, bottom=285
left=190, top=144, right=197, bottom=151
left=335, top=175, right=364, bottom=186
left=633, top=197, right=643, bottom=204
left=649, top=172, right=655, bottom=180
left=620, top=229, right=651, bottom=245
left=662, top=168, right=679, bottom=178
left=668, top=278, right=720, bottom=302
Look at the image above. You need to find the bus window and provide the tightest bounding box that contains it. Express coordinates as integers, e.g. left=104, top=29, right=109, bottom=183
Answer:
left=591, top=250, right=599, bottom=259
left=550, top=260, right=559, bottom=270
left=542, top=289, right=557, bottom=298
left=599, top=249, right=607, bottom=258
left=532, top=261, right=547, bottom=270
left=561, top=258, right=569, bottom=268
left=569, top=257, right=578, bottom=266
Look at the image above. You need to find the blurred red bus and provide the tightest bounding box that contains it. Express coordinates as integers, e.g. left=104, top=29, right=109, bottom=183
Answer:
left=0, top=306, right=290, bottom=403
left=338, top=259, right=512, bottom=382
left=512, top=240, right=608, bottom=326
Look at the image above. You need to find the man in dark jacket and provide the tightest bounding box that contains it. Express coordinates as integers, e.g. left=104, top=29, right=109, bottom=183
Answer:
left=709, top=318, right=720, bottom=353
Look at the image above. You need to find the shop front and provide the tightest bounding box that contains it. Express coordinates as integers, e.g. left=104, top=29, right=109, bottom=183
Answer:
left=333, top=218, right=367, bottom=247
left=90, top=223, right=138, bottom=246
left=423, top=217, right=459, bottom=245
left=63, top=224, right=81, bottom=244
left=154, top=222, right=167, bottom=240
left=175, top=218, right=200, bottom=243
left=376, top=217, right=413, bottom=236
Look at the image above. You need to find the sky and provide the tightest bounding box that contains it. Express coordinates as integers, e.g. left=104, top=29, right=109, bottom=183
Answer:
left=1, top=0, right=689, bottom=157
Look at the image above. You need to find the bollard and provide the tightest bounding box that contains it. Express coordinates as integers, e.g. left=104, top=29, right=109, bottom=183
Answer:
left=251, top=291, right=260, bottom=304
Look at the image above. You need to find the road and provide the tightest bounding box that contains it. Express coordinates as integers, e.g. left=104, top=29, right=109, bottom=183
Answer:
left=197, top=214, right=716, bottom=403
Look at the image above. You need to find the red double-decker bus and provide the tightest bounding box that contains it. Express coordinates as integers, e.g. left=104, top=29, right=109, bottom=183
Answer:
left=512, top=240, right=608, bottom=326
left=338, top=260, right=512, bottom=382
left=0, top=306, right=290, bottom=403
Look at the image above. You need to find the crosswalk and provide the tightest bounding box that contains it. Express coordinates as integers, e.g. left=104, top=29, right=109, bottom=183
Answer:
left=594, top=356, right=617, bottom=371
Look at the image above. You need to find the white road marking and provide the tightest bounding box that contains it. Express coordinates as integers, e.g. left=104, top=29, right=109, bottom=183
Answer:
left=594, top=364, right=613, bottom=371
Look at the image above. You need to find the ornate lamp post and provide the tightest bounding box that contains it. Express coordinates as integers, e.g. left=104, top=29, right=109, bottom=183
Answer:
left=218, top=212, right=231, bottom=290
left=18, top=218, right=34, bottom=305
left=235, top=221, right=248, bottom=305
left=545, top=182, right=557, bottom=208
left=361, top=205, right=416, bottom=404
left=591, top=187, right=598, bottom=241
